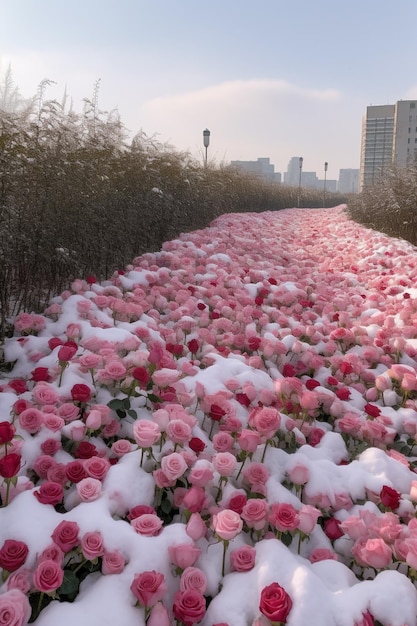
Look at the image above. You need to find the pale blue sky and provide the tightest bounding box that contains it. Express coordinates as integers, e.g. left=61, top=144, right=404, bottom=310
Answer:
left=1, top=0, right=417, bottom=177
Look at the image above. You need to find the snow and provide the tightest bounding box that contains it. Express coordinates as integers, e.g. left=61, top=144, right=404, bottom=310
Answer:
left=1, top=205, right=417, bottom=626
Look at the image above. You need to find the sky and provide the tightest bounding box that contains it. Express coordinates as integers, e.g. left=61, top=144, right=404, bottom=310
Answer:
left=1, top=0, right=417, bottom=179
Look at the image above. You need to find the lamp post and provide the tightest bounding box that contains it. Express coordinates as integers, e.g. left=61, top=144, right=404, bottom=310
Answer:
left=297, top=156, right=303, bottom=207
left=203, top=129, right=210, bottom=167
left=323, top=161, right=328, bottom=207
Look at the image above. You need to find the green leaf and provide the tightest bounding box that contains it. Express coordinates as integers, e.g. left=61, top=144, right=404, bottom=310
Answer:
left=281, top=531, right=293, bottom=547
left=160, top=498, right=172, bottom=514
left=127, top=409, right=137, bottom=419
left=57, top=569, right=80, bottom=596
left=108, top=399, right=124, bottom=411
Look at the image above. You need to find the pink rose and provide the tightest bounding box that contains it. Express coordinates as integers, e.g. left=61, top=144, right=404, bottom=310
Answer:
left=132, top=420, right=161, bottom=448
left=80, top=531, right=105, bottom=560
left=213, top=432, right=235, bottom=452
left=6, top=569, right=32, bottom=594
left=102, top=549, right=126, bottom=575
left=230, top=545, right=256, bottom=572
left=248, top=407, right=281, bottom=439
left=147, top=602, right=170, bottom=626
left=130, top=570, right=166, bottom=607
left=243, top=462, right=270, bottom=486
left=237, top=428, right=261, bottom=453
left=241, top=499, right=268, bottom=531
left=111, top=439, right=134, bottom=457
left=38, top=544, right=64, bottom=564
left=83, top=456, right=110, bottom=481
left=287, top=462, right=310, bottom=485
left=186, top=513, right=207, bottom=541
left=160, top=452, right=188, bottom=482
left=180, top=566, right=207, bottom=594
left=309, top=548, right=338, bottom=563
left=212, top=509, right=243, bottom=541
left=18, top=407, right=44, bottom=433
left=33, top=559, right=64, bottom=592
left=269, top=503, right=300, bottom=532
left=131, top=514, right=163, bottom=537
left=169, top=544, right=201, bottom=570
left=0, top=589, right=32, bottom=626
left=173, top=589, right=206, bottom=626
left=351, top=537, right=392, bottom=569
left=297, top=505, right=321, bottom=534
left=166, top=419, right=192, bottom=445
left=182, top=486, right=206, bottom=513
left=212, top=452, right=237, bottom=477
left=76, top=477, right=102, bottom=502
left=259, top=582, right=293, bottom=624
left=51, top=520, right=80, bottom=552
left=188, top=464, right=214, bottom=488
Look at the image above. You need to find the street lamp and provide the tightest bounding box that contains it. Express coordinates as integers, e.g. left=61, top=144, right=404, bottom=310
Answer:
left=323, top=161, right=328, bottom=207
left=297, top=156, right=303, bottom=207
left=203, top=129, right=210, bottom=167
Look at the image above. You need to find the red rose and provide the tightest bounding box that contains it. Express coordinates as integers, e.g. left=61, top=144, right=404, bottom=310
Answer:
left=380, top=485, right=401, bottom=510
left=189, top=437, right=206, bottom=453
left=236, top=393, right=251, bottom=407
left=167, top=343, right=184, bottom=356
left=0, top=453, right=21, bottom=478
left=323, top=517, right=344, bottom=540
left=305, top=379, right=321, bottom=390
left=31, top=367, right=51, bottom=382
left=173, top=589, right=206, bottom=626
left=364, top=403, right=381, bottom=418
left=282, top=363, right=295, bottom=377
left=308, top=427, right=325, bottom=447
left=48, top=338, right=64, bottom=350
left=33, top=481, right=64, bottom=505
left=70, top=384, right=92, bottom=403
left=259, top=582, right=293, bottom=624
left=131, top=367, right=150, bottom=387
left=187, top=339, right=199, bottom=354
left=209, top=404, right=226, bottom=422
left=335, top=387, right=351, bottom=401
left=75, top=441, right=98, bottom=459
left=58, top=345, right=77, bottom=362
left=0, top=539, right=29, bottom=572
left=248, top=336, right=261, bottom=351
left=8, top=380, right=27, bottom=394
left=65, top=460, right=88, bottom=483
left=0, top=422, right=15, bottom=445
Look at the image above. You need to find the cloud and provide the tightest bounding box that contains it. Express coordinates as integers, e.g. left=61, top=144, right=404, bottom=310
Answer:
left=137, top=79, right=359, bottom=174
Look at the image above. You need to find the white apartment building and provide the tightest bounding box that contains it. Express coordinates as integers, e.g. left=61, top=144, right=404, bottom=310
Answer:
left=230, top=157, right=281, bottom=182
left=338, top=169, right=359, bottom=194
left=359, top=100, right=417, bottom=191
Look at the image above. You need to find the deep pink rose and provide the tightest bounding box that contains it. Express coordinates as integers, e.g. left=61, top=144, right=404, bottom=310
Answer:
left=65, top=460, right=88, bottom=483
left=127, top=504, right=157, bottom=520
left=33, top=481, right=64, bottom=505
left=33, top=559, right=64, bottom=592
left=130, top=570, right=166, bottom=607
left=0, top=422, right=15, bottom=445
left=268, top=503, right=300, bottom=532
left=182, top=486, right=206, bottom=513
left=51, top=520, right=80, bottom=553
left=324, top=517, right=344, bottom=540
left=0, top=540, right=29, bottom=572
left=0, top=454, right=21, bottom=479
left=189, top=437, right=206, bottom=453
left=259, top=582, right=293, bottom=624
left=173, top=589, right=206, bottom=626
left=380, top=485, right=401, bottom=510
left=230, top=545, right=256, bottom=572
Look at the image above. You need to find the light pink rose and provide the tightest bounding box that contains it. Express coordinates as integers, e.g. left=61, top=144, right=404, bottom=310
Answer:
left=103, top=360, right=127, bottom=380
left=160, top=452, right=188, bottom=482
left=309, top=548, right=338, bottom=563
left=37, top=543, right=64, bottom=564
left=132, top=420, right=161, bottom=448
left=173, top=589, right=206, bottom=626
left=169, top=543, right=201, bottom=570
left=287, top=462, right=310, bottom=485
left=229, top=545, right=256, bottom=572
left=111, top=439, right=133, bottom=457
left=85, top=409, right=102, bottom=430
left=297, top=505, right=321, bottom=534
left=6, top=569, right=32, bottom=594
left=152, top=368, right=180, bottom=387
left=166, top=419, right=192, bottom=445
left=186, top=513, right=207, bottom=541
left=58, top=402, right=80, bottom=422
left=248, top=406, right=281, bottom=439
left=212, top=509, right=243, bottom=541
left=18, top=407, right=44, bottom=433
left=351, top=537, right=392, bottom=569
left=213, top=432, right=235, bottom=452
left=43, top=414, right=65, bottom=432
left=188, top=464, right=214, bottom=487
left=243, top=462, right=270, bottom=486
left=0, top=588, right=32, bottom=626
left=33, top=559, right=64, bottom=592
left=32, top=383, right=60, bottom=405
left=131, top=514, right=163, bottom=537
left=180, top=566, right=207, bottom=594
left=80, top=531, right=105, bottom=560
left=340, top=515, right=368, bottom=541
left=182, top=486, right=206, bottom=513
left=212, top=452, right=237, bottom=477
left=76, top=477, right=102, bottom=502
left=102, top=549, right=126, bottom=575
left=237, top=428, right=261, bottom=453
left=147, top=602, right=170, bottom=626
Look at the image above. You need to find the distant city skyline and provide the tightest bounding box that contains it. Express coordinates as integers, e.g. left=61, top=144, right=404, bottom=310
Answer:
left=1, top=0, right=417, bottom=177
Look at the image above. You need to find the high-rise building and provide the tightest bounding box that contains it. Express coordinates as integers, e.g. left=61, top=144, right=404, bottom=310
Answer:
left=230, top=157, right=281, bottom=182
left=359, top=100, right=417, bottom=191
left=338, top=169, right=359, bottom=194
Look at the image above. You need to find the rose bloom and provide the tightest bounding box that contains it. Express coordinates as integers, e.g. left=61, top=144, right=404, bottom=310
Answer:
left=168, top=544, right=201, bottom=570
left=43, top=414, right=65, bottom=432
left=130, top=570, right=167, bottom=607
left=189, top=437, right=206, bottom=454
left=212, top=508, right=243, bottom=541
left=229, top=545, right=256, bottom=572
left=297, top=505, right=321, bottom=534
left=111, top=439, right=134, bottom=457
left=58, top=402, right=80, bottom=422
left=71, top=383, right=93, bottom=403
left=188, top=464, right=214, bottom=488
left=166, top=419, right=192, bottom=445
left=38, top=543, right=64, bottom=564
left=351, top=537, right=392, bottom=569
left=180, top=566, right=207, bottom=594
left=132, top=420, right=161, bottom=448
left=182, top=486, right=206, bottom=513
left=0, top=540, right=29, bottom=572
left=160, top=452, right=188, bottom=482
left=237, top=428, right=261, bottom=453
left=32, top=383, right=60, bottom=405
left=380, top=485, right=401, bottom=510
left=33, top=559, right=64, bottom=593
left=18, top=407, right=44, bottom=434
left=287, top=462, right=310, bottom=485
left=0, top=421, right=15, bottom=445
left=76, top=477, right=103, bottom=502
left=309, top=548, right=338, bottom=563
left=0, top=589, right=32, bottom=626
left=80, top=531, right=105, bottom=560
left=243, top=462, right=270, bottom=487
left=83, top=456, right=111, bottom=481
left=147, top=602, right=170, bottom=626
left=323, top=517, right=344, bottom=540
left=40, top=438, right=62, bottom=456
left=51, top=520, right=80, bottom=553
left=65, top=460, right=88, bottom=483
left=212, top=452, right=237, bottom=477
left=259, top=582, right=293, bottom=624
left=0, top=453, right=21, bottom=479
left=213, top=431, right=235, bottom=453
left=248, top=406, right=281, bottom=439
left=269, top=503, right=300, bottom=532
left=173, top=589, right=206, bottom=626
left=75, top=441, right=98, bottom=459
left=131, top=514, right=163, bottom=537
left=241, top=499, right=269, bottom=531
left=127, top=505, right=157, bottom=520
left=33, top=481, right=64, bottom=505
left=6, top=569, right=32, bottom=594
left=102, top=549, right=126, bottom=575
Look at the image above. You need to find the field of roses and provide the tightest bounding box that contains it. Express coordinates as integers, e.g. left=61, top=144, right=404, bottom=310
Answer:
left=1, top=205, right=417, bottom=626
